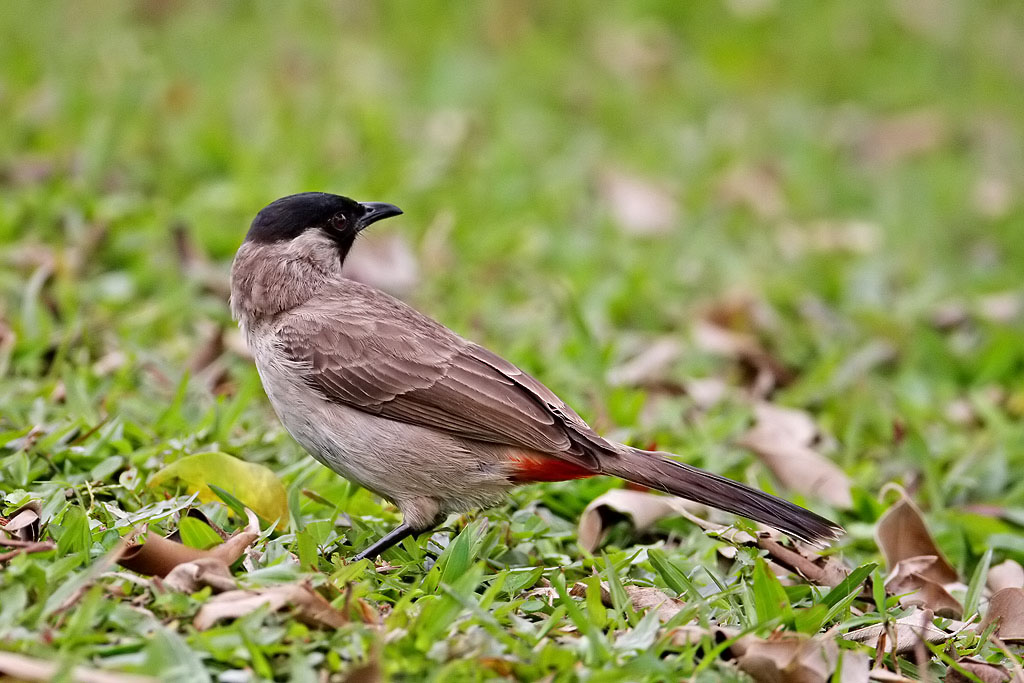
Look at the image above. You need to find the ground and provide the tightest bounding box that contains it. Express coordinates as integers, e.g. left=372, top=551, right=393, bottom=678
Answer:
left=2, top=2, right=1024, bottom=681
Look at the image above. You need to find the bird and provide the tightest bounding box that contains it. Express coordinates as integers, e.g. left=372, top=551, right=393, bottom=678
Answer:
left=230, top=192, right=842, bottom=561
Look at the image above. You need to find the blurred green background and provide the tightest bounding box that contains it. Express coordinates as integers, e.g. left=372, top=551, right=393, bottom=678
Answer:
left=2, top=1, right=1024, bottom=679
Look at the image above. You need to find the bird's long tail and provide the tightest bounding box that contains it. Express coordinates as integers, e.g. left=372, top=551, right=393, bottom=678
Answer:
left=601, top=447, right=842, bottom=545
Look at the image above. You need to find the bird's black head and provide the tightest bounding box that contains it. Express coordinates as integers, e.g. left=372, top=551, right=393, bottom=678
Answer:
left=245, top=192, right=403, bottom=250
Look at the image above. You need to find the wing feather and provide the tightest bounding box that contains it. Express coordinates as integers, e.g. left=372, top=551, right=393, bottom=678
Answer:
left=276, top=284, right=615, bottom=468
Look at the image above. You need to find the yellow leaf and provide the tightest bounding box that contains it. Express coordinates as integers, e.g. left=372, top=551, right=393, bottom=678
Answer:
left=150, top=452, right=288, bottom=529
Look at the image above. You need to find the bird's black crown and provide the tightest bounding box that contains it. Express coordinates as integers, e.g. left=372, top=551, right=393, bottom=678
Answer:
left=245, top=192, right=402, bottom=245
left=246, top=192, right=364, bottom=244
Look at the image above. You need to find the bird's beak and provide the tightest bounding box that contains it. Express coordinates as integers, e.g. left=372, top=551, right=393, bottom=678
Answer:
left=357, top=202, right=403, bottom=231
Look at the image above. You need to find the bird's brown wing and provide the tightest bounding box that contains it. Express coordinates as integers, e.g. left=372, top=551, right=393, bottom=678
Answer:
left=276, top=288, right=615, bottom=469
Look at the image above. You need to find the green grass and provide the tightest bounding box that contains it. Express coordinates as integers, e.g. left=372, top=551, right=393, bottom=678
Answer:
left=2, top=1, right=1024, bottom=680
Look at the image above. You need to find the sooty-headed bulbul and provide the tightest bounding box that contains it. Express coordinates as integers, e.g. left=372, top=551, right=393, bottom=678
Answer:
left=230, top=192, right=841, bottom=560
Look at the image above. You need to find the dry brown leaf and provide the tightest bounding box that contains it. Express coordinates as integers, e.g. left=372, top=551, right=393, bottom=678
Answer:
left=843, top=608, right=950, bottom=654
left=193, top=581, right=346, bottom=630
left=0, top=651, right=157, bottom=683
left=571, top=580, right=684, bottom=622
left=875, top=495, right=958, bottom=584
left=854, top=109, right=948, bottom=166
left=977, top=291, right=1023, bottom=324
left=979, top=588, right=1024, bottom=642
left=690, top=319, right=791, bottom=396
left=591, top=25, right=672, bottom=81
left=668, top=623, right=741, bottom=647
left=753, top=403, right=819, bottom=445
left=119, top=509, right=258, bottom=578
left=623, top=585, right=685, bottom=623
left=946, top=658, right=1011, bottom=683
left=342, top=648, right=383, bottom=683
left=738, top=403, right=852, bottom=509
left=692, top=319, right=761, bottom=359
left=606, top=337, right=683, bottom=389
left=570, top=580, right=610, bottom=602
left=884, top=556, right=963, bottom=618
left=716, top=163, right=786, bottom=219
left=734, top=634, right=870, bottom=683
left=945, top=398, right=978, bottom=426
left=988, top=560, right=1024, bottom=593
left=1, top=501, right=41, bottom=543
left=598, top=169, right=678, bottom=236
left=341, top=232, right=419, bottom=296
left=683, top=376, right=730, bottom=409
left=756, top=535, right=849, bottom=587
left=162, top=557, right=237, bottom=594
left=972, top=176, right=1014, bottom=219
left=931, top=300, right=970, bottom=331
left=577, top=488, right=702, bottom=552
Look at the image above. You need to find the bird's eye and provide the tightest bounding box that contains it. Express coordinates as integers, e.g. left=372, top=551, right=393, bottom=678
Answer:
left=329, top=213, right=348, bottom=230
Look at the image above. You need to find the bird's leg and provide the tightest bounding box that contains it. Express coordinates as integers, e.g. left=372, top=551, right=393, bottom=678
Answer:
left=352, top=523, right=417, bottom=561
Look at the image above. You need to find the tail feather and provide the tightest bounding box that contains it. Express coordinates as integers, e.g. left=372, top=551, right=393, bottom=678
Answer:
left=602, top=448, right=842, bottom=545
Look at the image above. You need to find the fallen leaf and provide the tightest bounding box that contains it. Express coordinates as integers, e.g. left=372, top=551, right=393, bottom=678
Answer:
left=162, top=557, right=237, bottom=593
left=716, top=163, right=787, bottom=219
left=944, top=398, right=978, bottom=426
left=738, top=403, right=852, bottom=509
left=977, top=291, right=1022, bottom=324
left=667, top=623, right=741, bottom=647
left=193, top=581, right=346, bottom=630
left=931, top=300, right=970, bottom=331
left=342, top=647, right=383, bottom=683
left=988, top=560, right=1024, bottom=593
left=843, top=608, right=951, bottom=654
left=683, top=376, right=730, bottom=410
left=577, top=488, right=702, bottom=552
left=119, top=509, right=258, bottom=578
left=150, top=452, right=288, bottom=528
left=606, top=337, right=683, bottom=389
left=979, top=588, right=1024, bottom=642
left=599, top=169, right=678, bottom=236
left=624, top=585, right=685, bottom=622
left=946, top=658, right=1011, bottom=683
left=570, top=580, right=683, bottom=622
left=341, top=232, right=419, bottom=296
left=691, top=320, right=791, bottom=396
left=885, top=556, right=963, bottom=618
left=755, top=535, right=850, bottom=587
left=1, top=500, right=41, bottom=542
left=0, top=651, right=157, bottom=683
left=734, top=634, right=870, bottom=683
left=591, top=25, right=673, bottom=81
left=875, top=494, right=958, bottom=585
left=752, top=403, right=819, bottom=446
left=972, top=176, right=1014, bottom=219
left=853, top=109, right=948, bottom=166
